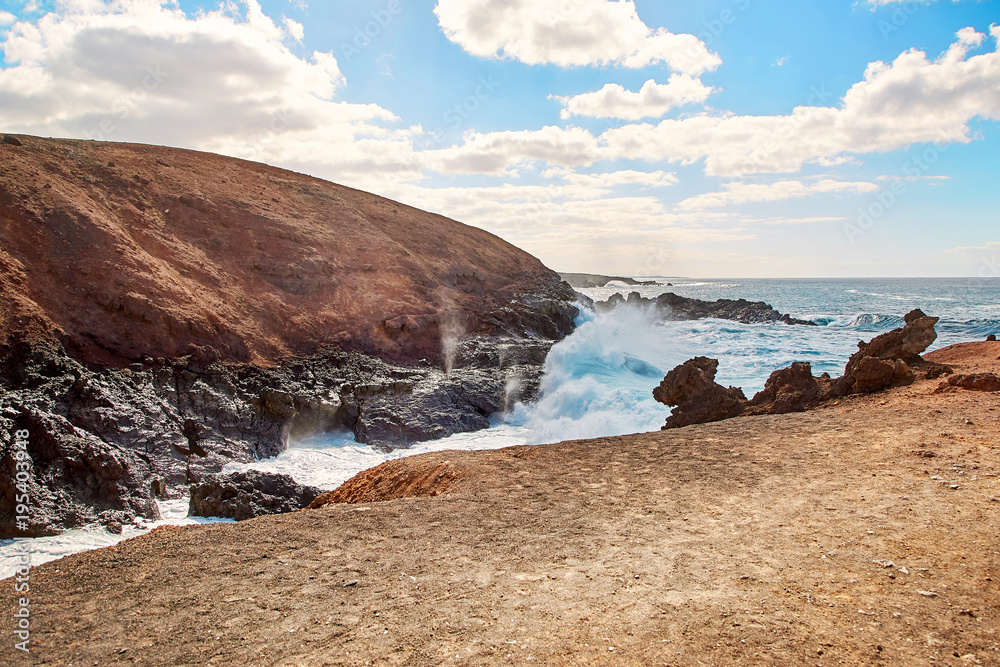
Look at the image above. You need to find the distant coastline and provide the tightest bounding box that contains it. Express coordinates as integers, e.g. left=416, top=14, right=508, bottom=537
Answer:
left=559, top=272, right=665, bottom=289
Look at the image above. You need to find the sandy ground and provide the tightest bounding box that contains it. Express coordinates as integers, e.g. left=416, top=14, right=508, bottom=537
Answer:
left=3, top=342, right=999, bottom=666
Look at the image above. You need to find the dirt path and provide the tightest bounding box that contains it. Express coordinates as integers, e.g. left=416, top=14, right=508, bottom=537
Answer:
left=4, top=342, right=1000, bottom=666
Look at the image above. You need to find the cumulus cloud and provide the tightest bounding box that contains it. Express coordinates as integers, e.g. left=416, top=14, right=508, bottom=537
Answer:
left=0, top=11, right=17, bottom=26
left=431, top=27, right=1000, bottom=177
left=553, top=75, right=715, bottom=120
left=433, top=0, right=720, bottom=74
left=603, top=26, right=1000, bottom=176
left=426, top=125, right=601, bottom=175
left=677, top=179, right=879, bottom=209
left=0, top=0, right=419, bottom=186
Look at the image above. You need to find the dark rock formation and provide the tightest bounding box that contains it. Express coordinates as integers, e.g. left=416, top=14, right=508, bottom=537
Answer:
left=0, top=333, right=557, bottom=537
left=0, top=137, right=582, bottom=537
left=2, top=135, right=23, bottom=146
left=560, top=273, right=659, bottom=289
left=655, top=309, right=952, bottom=430
left=829, top=309, right=947, bottom=396
left=189, top=470, right=321, bottom=521
left=988, top=334, right=997, bottom=342
left=598, top=291, right=815, bottom=326
left=652, top=357, right=747, bottom=428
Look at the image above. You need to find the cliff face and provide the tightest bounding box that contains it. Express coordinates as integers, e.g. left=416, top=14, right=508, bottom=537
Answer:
left=0, top=135, right=576, bottom=367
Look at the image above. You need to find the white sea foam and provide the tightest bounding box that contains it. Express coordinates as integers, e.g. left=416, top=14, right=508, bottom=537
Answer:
left=0, top=498, right=232, bottom=580
left=5, top=278, right=998, bottom=574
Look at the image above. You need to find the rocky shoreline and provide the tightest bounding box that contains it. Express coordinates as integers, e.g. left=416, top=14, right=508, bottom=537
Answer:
left=0, top=136, right=586, bottom=537
left=0, top=331, right=570, bottom=536
left=9, top=340, right=998, bottom=665
left=596, top=290, right=816, bottom=325
left=652, top=308, right=954, bottom=429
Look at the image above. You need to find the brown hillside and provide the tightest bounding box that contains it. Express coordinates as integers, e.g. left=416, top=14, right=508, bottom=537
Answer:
left=0, top=135, right=574, bottom=367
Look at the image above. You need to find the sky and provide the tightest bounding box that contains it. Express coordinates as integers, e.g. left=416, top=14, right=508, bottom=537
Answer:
left=0, top=0, right=998, bottom=278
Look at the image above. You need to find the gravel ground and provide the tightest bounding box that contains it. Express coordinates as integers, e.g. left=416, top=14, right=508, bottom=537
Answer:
left=3, top=342, right=999, bottom=666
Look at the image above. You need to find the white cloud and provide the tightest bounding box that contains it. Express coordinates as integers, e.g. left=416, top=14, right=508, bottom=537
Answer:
left=946, top=241, right=1000, bottom=254
left=434, top=27, right=1000, bottom=178
left=554, top=75, right=715, bottom=120
left=0, top=11, right=17, bottom=26
left=677, top=179, right=879, bottom=209
left=549, top=168, right=678, bottom=188
left=282, top=15, right=304, bottom=42
left=426, top=125, right=601, bottom=175
left=433, top=0, right=721, bottom=75
left=0, top=0, right=419, bottom=187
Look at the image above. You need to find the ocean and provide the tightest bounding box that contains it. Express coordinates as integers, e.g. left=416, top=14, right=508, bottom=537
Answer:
left=2, top=277, right=998, bottom=577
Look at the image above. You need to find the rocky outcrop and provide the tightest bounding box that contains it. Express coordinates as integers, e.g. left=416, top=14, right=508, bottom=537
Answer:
left=0, top=136, right=582, bottom=537
left=597, top=291, right=815, bottom=325
left=189, top=471, right=321, bottom=521
left=828, top=309, right=948, bottom=396
left=652, top=357, right=747, bottom=428
left=747, top=362, right=820, bottom=414
left=655, top=309, right=952, bottom=429
left=560, top=273, right=659, bottom=289
left=0, top=333, right=556, bottom=536
left=934, top=373, right=1000, bottom=393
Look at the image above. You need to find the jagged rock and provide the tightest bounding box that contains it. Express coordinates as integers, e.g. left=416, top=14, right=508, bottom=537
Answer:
left=189, top=470, right=321, bottom=521
left=0, top=407, right=160, bottom=538
left=653, top=357, right=747, bottom=429
left=598, top=291, right=815, bottom=326
left=833, top=309, right=943, bottom=396
left=655, top=310, right=952, bottom=430
left=0, top=332, right=561, bottom=535
left=748, top=362, right=820, bottom=413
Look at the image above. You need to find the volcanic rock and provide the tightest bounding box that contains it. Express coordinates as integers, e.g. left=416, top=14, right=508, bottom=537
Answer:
left=832, top=308, right=946, bottom=396
left=652, top=357, right=747, bottom=429
left=597, top=291, right=815, bottom=325
left=655, top=310, right=953, bottom=430
left=189, top=470, right=321, bottom=521
left=0, top=136, right=581, bottom=536
left=934, top=373, right=1000, bottom=393
left=748, top=362, right=820, bottom=413
left=988, top=334, right=997, bottom=342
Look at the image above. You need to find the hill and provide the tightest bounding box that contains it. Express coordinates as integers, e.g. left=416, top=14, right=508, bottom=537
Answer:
left=0, top=134, right=576, bottom=367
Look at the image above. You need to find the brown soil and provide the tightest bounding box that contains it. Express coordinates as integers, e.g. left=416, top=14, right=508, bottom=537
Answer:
left=4, top=341, right=1000, bottom=665
left=0, top=136, right=569, bottom=367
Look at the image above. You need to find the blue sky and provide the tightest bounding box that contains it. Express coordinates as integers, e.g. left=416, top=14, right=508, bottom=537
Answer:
left=0, top=0, right=998, bottom=277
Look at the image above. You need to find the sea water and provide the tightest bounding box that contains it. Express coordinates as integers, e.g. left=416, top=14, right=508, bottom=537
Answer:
left=3, top=278, right=998, bottom=576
